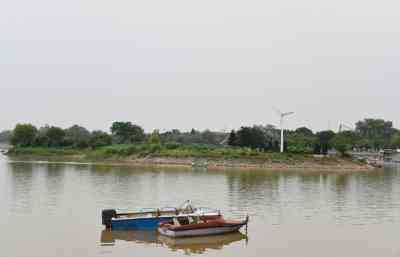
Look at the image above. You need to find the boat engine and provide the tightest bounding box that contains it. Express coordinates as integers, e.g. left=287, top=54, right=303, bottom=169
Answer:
left=102, top=209, right=117, bottom=228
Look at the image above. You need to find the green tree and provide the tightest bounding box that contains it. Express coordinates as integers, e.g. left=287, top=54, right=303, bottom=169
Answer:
left=390, top=132, right=400, bottom=148
left=11, top=124, right=38, bottom=147
left=65, top=125, right=91, bottom=148
left=333, top=131, right=357, bottom=156
left=46, top=126, right=66, bottom=147
left=89, top=131, right=112, bottom=148
left=236, top=126, right=267, bottom=149
left=201, top=130, right=217, bottom=145
left=355, top=118, right=395, bottom=149
left=111, top=122, right=145, bottom=144
left=295, top=127, right=314, bottom=137
left=227, top=130, right=238, bottom=146
left=148, top=130, right=161, bottom=145
left=287, top=130, right=315, bottom=154
left=33, top=126, right=50, bottom=147
left=159, top=128, right=226, bottom=146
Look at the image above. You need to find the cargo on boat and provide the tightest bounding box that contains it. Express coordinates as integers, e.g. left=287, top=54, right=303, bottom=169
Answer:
left=158, top=215, right=249, bottom=238
left=102, top=201, right=221, bottom=230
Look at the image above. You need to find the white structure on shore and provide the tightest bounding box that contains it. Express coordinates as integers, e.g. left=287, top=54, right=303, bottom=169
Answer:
left=274, top=108, right=294, bottom=153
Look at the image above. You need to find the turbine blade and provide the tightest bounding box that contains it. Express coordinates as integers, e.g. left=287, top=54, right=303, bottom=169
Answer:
left=282, top=111, right=294, bottom=117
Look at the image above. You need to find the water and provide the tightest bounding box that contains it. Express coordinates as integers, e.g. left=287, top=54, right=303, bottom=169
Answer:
left=1, top=154, right=400, bottom=257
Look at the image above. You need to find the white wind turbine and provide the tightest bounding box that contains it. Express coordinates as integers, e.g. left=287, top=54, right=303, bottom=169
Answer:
left=273, top=108, right=295, bottom=153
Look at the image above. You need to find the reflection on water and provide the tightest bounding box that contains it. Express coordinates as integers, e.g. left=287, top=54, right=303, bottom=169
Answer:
left=1, top=157, right=400, bottom=257
left=4, top=161, right=400, bottom=225
left=100, top=229, right=247, bottom=255
left=159, top=232, right=247, bottom=255
left=224, top=167, right=400, bottom=224
left=9, top=163, right=34, bottom=215
left=100, top=229, right=160, bottom=246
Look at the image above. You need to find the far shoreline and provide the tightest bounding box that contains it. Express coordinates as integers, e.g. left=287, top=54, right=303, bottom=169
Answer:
left=4, top=150, right=378, bottom=173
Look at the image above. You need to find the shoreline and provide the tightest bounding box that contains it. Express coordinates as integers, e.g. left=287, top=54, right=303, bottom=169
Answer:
left=4, top=153, right=377, bottom=173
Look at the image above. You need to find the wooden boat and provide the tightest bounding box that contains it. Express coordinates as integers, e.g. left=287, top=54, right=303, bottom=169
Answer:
left=102, top=201, right=221, bottom=230
left=158, top=215, right=249, bottom=238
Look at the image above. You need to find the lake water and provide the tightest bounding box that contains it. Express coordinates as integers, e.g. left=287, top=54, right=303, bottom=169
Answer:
left=1, top=153, right=400, bottom=257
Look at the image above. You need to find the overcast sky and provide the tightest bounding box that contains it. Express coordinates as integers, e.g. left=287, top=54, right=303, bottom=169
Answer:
left=1, top=0, right=399, bottom=132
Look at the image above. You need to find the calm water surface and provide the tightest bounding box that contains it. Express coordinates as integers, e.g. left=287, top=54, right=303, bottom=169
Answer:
left=1, top=154, right=400, bottom=257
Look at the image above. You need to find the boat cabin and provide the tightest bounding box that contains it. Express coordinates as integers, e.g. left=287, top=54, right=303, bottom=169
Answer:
left=172, top=216, right=205, bottom=226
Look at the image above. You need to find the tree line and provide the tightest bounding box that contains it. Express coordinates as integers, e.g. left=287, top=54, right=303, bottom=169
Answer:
left=9, top=124, right=113, bottom=148
left=5, top=122, right=227, bottom=149
left=227, top=118, right=400, bottom=155
left=2, top=118, right=400, bottom=155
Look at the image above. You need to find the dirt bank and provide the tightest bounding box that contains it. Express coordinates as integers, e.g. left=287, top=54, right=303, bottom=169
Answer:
left=113, top=156, right=376, bottom=172
left=4, top=150, right=377, bottom=173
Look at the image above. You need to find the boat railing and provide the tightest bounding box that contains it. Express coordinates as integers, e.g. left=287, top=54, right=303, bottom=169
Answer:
left=116, top=207, right=182, bottom=218
left=113, top=204, right=219, bottom=219
left=194, top=207, right=220, bottom=213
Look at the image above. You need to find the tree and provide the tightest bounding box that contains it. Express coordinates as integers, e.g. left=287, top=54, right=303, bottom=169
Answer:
left=355, top=118, right=395, bottom=150
left=253, top=125, right=280, bottom=151
left=148, top=130, right=161, bottom=145
left=201, top=130, right=217, bottom=145
left=34, top=126, right=50, bottom=147
left=159, top=128, right=226, bottom=146
left=46, top=126, right=66, bottom=147
left=236, top=126, right=267, bottom=149
left=295, top=127, right=314, bottom=137
left=390, top=132, right=400, bottom=148
left=227, top=130, right=238, bottom=146
left=89, top=131, right=112, bottom=148
left=315, top=130, right=335, bottom=155
left=111, top=122, right=145, bottom=144
left=333, top=131, right=358, bottom=156
left=65, top=125, right=91, bottom=148
left=287, top=130, right=315, bottom=154
left=11, top=124, right=38, bottom=147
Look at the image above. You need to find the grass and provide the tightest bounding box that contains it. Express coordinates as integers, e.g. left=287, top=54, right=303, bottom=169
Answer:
left=7, top=143, right=314, bottom=162
left=7, top=147, right=85, bottom=156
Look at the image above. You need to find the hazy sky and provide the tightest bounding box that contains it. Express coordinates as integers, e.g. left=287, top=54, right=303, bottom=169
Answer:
left=1, top=0, right=399, bottom=132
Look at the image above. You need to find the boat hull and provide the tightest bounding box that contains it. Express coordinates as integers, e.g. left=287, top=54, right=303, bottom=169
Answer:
left=111, top=213, right=221, bottom=230
left=112, top=216, right=173, bottom=230
left=102, top=202, right=221, bottom=230
left=158, top=224, right=245, bottom=238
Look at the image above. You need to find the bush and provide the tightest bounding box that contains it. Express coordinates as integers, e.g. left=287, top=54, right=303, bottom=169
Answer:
left=165, top=143, right=181, bottom=150
left=90, top=131, right=112, bottom=148
left=46, top=126, right=66, bottom=147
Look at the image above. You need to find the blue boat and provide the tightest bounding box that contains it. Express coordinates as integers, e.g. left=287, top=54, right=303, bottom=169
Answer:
left=102, top=201, right=221, bottom=230
left=111, top=215, right=174, bottom=230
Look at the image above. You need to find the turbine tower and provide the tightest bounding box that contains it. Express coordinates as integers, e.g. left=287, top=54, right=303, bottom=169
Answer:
left=338, top=123, right=353, bottom=133
left=274, top=108, right=294, bottom=153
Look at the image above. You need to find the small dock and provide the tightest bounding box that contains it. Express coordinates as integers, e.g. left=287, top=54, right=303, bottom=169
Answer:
left=351, top=150, right=400, bottom=167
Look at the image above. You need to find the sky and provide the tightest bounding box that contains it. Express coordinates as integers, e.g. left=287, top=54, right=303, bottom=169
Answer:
left=1, top=0, right=399, bottom=133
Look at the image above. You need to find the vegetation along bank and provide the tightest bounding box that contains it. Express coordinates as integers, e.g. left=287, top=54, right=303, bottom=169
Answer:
left=2, top=118, right=398, bottom=171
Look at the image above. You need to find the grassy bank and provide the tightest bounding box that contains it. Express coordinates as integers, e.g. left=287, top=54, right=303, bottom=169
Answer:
left=4, top=144, right=374, bottom=172
left=7, top=144, right=310, bottom=161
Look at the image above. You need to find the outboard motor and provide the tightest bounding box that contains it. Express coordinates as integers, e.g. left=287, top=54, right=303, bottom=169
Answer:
left=102, top=209, right=117, bottom=228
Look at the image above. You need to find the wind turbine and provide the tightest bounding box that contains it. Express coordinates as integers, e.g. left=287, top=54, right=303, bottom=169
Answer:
left=338, top=123, right=353, bottom=133
left=273, top=108, right=294, bottom=153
